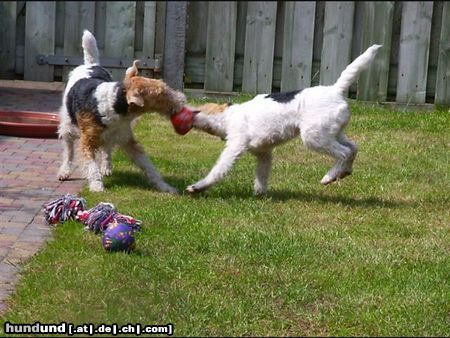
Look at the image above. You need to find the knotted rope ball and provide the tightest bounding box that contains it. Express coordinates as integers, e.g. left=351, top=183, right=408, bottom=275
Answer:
left=77, top=202, right=142, bottom=234
left=43, top=194, right=86, bottom=224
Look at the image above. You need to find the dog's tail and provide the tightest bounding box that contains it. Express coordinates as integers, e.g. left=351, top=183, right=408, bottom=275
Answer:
left=82, top=30, right=100, bottom=66
left=333, top=44, right=382, bottom=94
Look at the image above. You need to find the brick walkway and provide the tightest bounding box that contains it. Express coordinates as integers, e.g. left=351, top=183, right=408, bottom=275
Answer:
left=0, top=85, right=85, bottom=314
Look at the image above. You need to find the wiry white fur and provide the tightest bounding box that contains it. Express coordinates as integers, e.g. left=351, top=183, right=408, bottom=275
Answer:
left=187, top=45, right=382, bottom=195
left=82, top=30, right=99, bottom=65
left=94, top=82, right=121, bottom=125
left=334, top=44, right=382, bottom=94
left=57, top=30, right=178, bottom=194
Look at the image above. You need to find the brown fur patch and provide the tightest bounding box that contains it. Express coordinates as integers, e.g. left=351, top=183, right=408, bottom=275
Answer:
left=124, top=77, right=183, bottom=116
left=76, top=111, right=105, bottom=160
left=196, top=103, right=230, bottom=115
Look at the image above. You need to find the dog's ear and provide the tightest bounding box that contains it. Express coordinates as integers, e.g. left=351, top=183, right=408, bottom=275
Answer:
left=125, top=60, right=139, bottom=79
left=127, top=92, right=144, bottom=107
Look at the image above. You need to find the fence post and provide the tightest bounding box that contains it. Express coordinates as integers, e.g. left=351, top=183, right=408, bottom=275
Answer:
left=141, top=2, right=157, bottom=78
left=0, top=2, right=17, bottom=79
left=320, top=2, right=355, bottom=91
left=163, top=1, right=187, bottom=90
left=204, top=2, right=237, bottom=92
left=24, top=2, right=56, bottom=81
left=396, top=2, right=434, bottom=104
left=357, top=2, right=394, bottom=102
left=435, top=2, right=450, bottom=105
left=104, top=2, right=136, bottom=81
left=242, top=1, right=277, bottom=94
left=63, top=2, right=95, bottom=81
left=280, top=1, right=316, bottom=92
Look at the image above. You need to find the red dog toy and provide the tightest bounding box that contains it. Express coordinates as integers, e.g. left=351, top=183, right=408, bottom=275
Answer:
left=171, top=107, right=194, bottom=135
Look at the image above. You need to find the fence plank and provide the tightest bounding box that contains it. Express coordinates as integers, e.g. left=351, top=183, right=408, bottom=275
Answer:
left=435, top=2, right=450, bottom=105
left=235, top=2, right=248, bottom=57
left=186, top=1, right=208, bottom=54
left=0, top=2, right=17, bottom=79
left=163, top=1, right=187, bottom=90
left=63, top=2, right=95, bottom=81
left=24, top=2, right=56, bottom=81
left=425, top=1, right=443, bottom=99
left=204, top=2, right=237, bottom=92
left=281, top=1, right=315, bottom=91
left=14, top=2, right=25, bottom=75
left=140, top=1, right=157, bottom=77
left=357, top=1, right=394, bottom=102
left=104, top=1, right=136, bottom=80
left=396, top=2, right=434, bottom=104
left=320, top=2, right=355, bottom=88
left=94, top=2, right=107, bottom=54
left=242, top=1, right=277, bottom=93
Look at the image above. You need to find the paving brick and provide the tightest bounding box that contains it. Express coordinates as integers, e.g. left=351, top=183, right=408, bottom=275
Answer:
left=31, top=215, right=46, bottom=223
left=18, top=229, right=51, bottom=243
left=0, top=234, right=19, bottom=242
left=0, top=214, right=13, bottom=222
left=0, top=222, right=25, bottom=229
left=0, top=88, right=85, bottom=314
left=0, top=247, right=11, bottom=258
left=0, top=227, right=24, bottom=236
left=0, top=263, right=20, bottom=275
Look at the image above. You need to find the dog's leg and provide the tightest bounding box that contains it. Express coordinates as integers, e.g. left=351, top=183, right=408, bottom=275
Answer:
left=320, top=141, right=355, bottom=185
left=254, top=151, right=272, bottom=196
left=57, top=133, right=75, bottom=180
left=77, top=112, right=105, bottom=192
left=186, top=139, right=247, bottom=193
left=337, top=134, right=358, bottom=179
left=79, top=134, right=104, bottom=192
left=99, top=147, right=113, bottom=176
left=121, top=139, right=178, bottom=194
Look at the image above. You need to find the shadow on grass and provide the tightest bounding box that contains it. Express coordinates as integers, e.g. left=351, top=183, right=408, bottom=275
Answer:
left=104, top=170, right=413, bottom=209
left=268, top=190, right=411, bottom=209
left=190, top=186, right=413, bottom=209
left=104, top=170, right=193, bottom=191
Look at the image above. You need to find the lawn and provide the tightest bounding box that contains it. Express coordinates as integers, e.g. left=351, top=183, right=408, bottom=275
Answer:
left=1, top=97, right=449, bottom=336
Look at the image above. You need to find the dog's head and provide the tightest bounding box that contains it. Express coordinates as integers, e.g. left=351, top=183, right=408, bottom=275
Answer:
left=123, top=61, right=186, bottom=117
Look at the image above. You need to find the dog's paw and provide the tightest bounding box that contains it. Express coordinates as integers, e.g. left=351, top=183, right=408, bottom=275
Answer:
left=89, top=181, right=105, bottom=192
left=186, top=184, right=206, bottom=194
left=337, top=170, right=352, bottom=179
left=320, top=174, right=337, bottom=185
left=57, top=167, right=71, bottom=181
left=186, top=185, right=197, bottom=194
left=100, top=167, right=113, bottom=176
left=254, top=183, right=268, bottom=196
left=57, top=173, right=70, bottom=181
left=254, top=188, right=267, bottom=196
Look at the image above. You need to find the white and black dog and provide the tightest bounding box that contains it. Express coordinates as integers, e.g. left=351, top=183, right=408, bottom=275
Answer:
left=57, top=30, right=186, bottom=193
left=187, top=45, right=382, bottom=195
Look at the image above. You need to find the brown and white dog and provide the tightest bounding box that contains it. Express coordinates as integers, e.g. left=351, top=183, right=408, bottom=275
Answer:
left=57, top=30, right=186, bottom=193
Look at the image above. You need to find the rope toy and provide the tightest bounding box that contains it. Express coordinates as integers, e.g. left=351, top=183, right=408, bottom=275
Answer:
left=43, top=195, right=142, bottom=253
left=77, top=202, right=142, bottom=234
left=43, top=194, right=87, bottom=225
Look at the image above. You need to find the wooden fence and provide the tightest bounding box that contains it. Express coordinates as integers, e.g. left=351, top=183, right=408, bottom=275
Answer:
left=1, top=1, right=449, bottom=105
left=186, top=1, right=450, bottom=105
left=0, top=1, right=185, bottom=88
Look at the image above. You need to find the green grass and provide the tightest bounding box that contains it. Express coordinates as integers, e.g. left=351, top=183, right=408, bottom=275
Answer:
left=1, top=98, right=449, bottom=336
